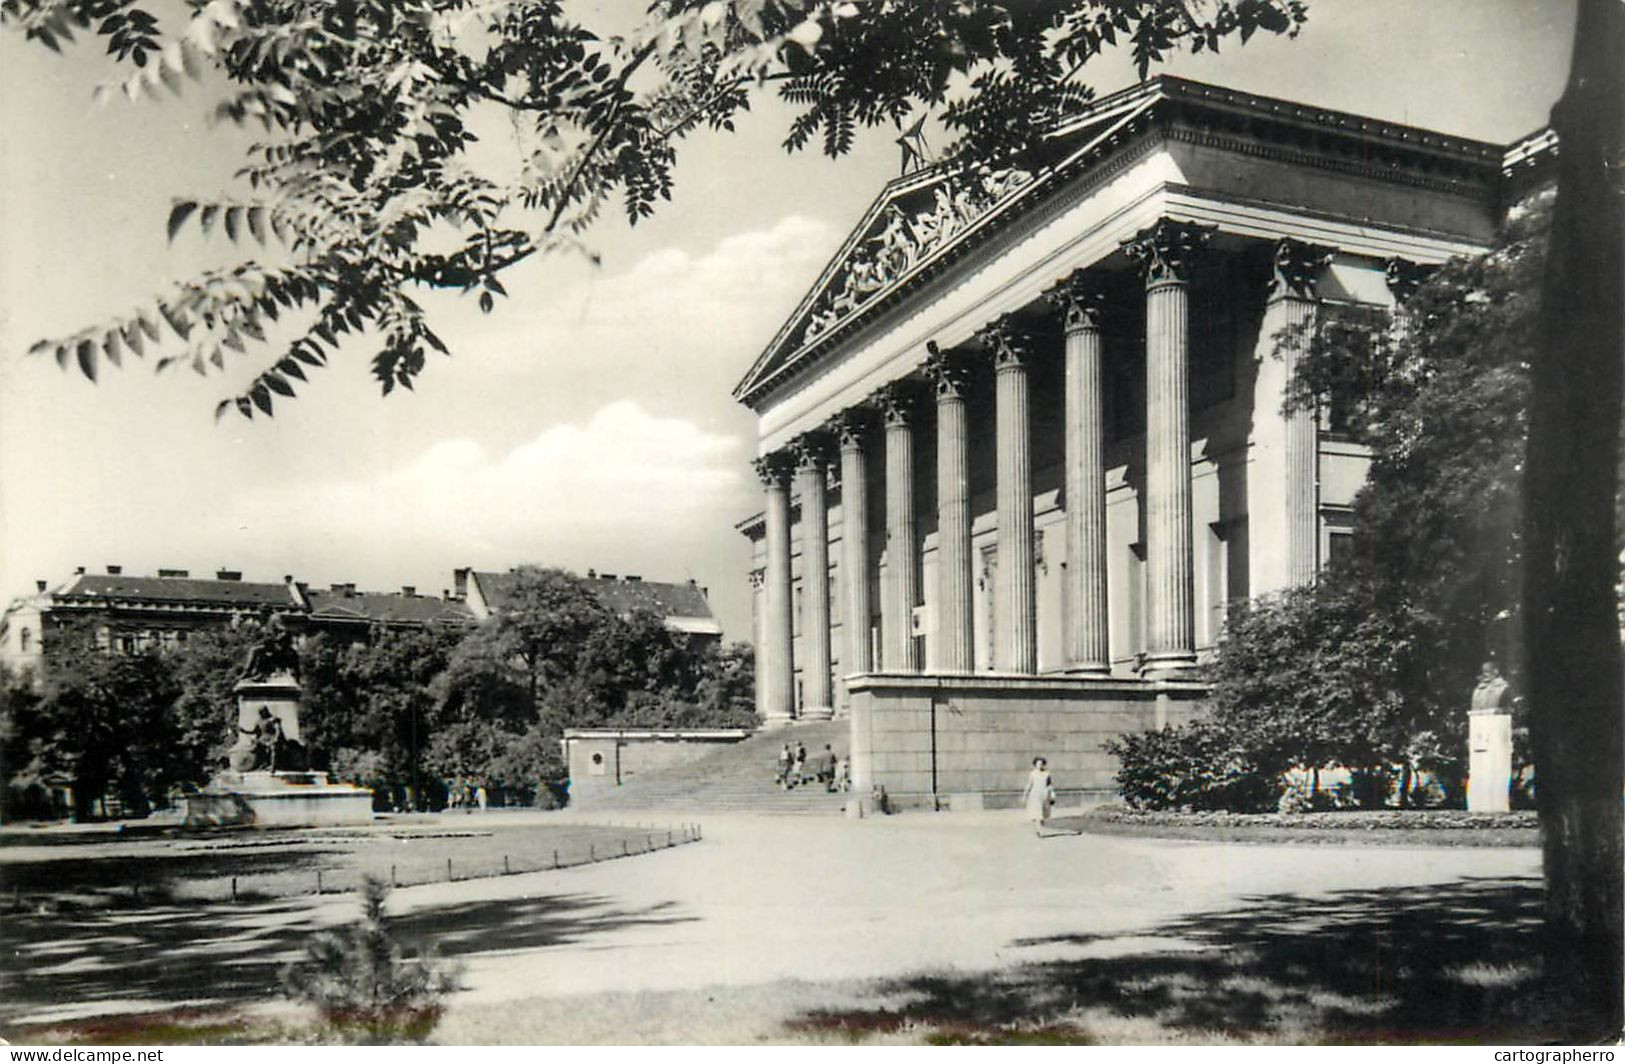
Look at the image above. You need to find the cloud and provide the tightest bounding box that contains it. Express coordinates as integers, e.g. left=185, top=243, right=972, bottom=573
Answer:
left=226, top=400, right=752, bottom=572
left=444, top=214, right=838, bottom=392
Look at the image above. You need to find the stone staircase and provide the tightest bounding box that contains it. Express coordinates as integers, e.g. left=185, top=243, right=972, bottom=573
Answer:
left=576, top=719, right=853, bottom=815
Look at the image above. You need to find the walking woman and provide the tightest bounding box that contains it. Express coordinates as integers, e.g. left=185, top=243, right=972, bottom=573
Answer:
left=1021, top=756, right=1055, bottom=836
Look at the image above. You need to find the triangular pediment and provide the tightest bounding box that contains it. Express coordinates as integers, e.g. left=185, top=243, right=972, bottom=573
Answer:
left=732, top=81, right=1166, bottom=405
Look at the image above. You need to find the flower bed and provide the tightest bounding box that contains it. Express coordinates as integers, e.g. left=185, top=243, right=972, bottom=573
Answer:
left=1087, top=807, right=1538, bottom=830
left=1055, top=806, right=1540, bottom=846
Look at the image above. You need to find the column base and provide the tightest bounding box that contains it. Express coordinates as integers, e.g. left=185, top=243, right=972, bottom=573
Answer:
left=1140, top=652, right=1199, bottom=682
left=800, top=706, right=835, bottom=722
left=757, top=713, right=796, bottom=730
left=1061, top=663, right=1112, bottom=676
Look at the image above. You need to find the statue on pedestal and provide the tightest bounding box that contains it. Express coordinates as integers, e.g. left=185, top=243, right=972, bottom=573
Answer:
left=187, top=612, right=372, bottom=828
left=1466, top=660, right=1515, bottom=813
left=227, top=614, right=309, bottom=773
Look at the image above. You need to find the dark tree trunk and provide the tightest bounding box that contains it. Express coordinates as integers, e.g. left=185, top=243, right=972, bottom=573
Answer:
left=1522, top=0, right=1624, bottom=1038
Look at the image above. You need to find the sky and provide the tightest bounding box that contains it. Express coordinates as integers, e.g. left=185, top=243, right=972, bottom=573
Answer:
left=0, top=0, right=1575, bottom=642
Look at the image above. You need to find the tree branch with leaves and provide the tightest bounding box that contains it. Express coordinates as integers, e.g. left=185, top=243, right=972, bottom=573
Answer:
left=3, top=0, right=1305, bottom=417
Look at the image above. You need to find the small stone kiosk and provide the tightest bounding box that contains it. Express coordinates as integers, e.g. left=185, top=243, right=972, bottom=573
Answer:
left=1466, top=662, right=1514, bottom=813
left=185, top=619, right=373, bottom=828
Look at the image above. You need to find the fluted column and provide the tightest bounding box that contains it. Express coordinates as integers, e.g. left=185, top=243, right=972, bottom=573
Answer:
left=926, top=343, right=974, bottom=672
left=980, top=317, right=1036, bottom=673
left=748, top=567, right=766, bottom=716
left=792, top=434, right=834, bottom=719
left=1051, top=274, right=1111, bottom=673
left=875, top=382, right=920, bottom=672
left=1272, top=239, right=1334, bottom=587
left=754, top=453, right=796, bottom=722
left=831, top=409, right=873, bottom=713
left=1123, top=218, right=1214, bottom=679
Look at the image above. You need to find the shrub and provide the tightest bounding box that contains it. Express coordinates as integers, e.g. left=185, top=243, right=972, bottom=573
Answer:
left=1104, top=721, right=1278, bottom=812
left=281, top=876, right=463, bottom=1044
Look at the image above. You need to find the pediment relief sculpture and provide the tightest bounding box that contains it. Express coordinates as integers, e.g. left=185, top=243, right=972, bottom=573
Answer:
left=799, top=165, right=1034, bottom=347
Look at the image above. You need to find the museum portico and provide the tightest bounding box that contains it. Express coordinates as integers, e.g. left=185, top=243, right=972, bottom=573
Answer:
left=734, top=76, right=1520, bottom=804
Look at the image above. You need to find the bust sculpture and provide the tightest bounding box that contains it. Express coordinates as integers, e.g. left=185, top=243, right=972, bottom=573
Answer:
left=1469, top=661, right=1511, bottom=714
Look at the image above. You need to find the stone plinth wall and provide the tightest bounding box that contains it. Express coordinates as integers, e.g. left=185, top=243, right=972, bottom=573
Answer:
left=184, top=779, right=374, bottom=828
left=564, top=729, right=752, bottom=804
left=848, top=673, right=1208, bottom=805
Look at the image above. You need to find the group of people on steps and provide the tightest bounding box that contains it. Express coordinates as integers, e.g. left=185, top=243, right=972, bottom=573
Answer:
left=775, top=741, right=848, bottom=792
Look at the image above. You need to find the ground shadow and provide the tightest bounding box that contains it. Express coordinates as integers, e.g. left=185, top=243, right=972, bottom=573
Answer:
left=788, top=875, right=1598, bottom=1044
left=0, top=890, right=695, bottom=1038
left=0, top=849, right=344, bottom=897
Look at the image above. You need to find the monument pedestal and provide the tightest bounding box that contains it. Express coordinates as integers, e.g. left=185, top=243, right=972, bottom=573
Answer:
left=1466, top=711, right=1513, bottom=813
left=185, top=770, right=375, bottom=828
left=186, top=669, right=373, bottom=829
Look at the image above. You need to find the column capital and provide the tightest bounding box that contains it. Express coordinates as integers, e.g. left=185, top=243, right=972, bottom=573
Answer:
left=1046, top=271, right=1108, bottom=333
left=1268, top=238, right=1335, bottom=302
left=828, top=406, right=873, bottom=449
left=752, top=451, right=793, bottom=488
left=790, top=431, right=832, bottom=472
left=872, top=379, right=923, bottom=427
left=1384, top=257, right=1435, bottom=303
left=748, top=567, right=765, bottom=590
left=1122, top=218, right=1216, bottom=286
left=977, top=316, right=1030, bottom=372
left=924, top=341, right=975, bottom=401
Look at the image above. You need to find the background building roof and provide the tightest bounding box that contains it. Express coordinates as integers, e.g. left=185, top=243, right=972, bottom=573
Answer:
left=53, top=571, right=302, bottom=609
left=470, top=569, right=721, bottom=635
left=302, top=587, right=476, bottom=627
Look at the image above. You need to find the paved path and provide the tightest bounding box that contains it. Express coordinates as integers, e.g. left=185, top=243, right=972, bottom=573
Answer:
left=421, top=811, right=1538, bottom=1006
left=2, top=810, right=1543, bottom=1040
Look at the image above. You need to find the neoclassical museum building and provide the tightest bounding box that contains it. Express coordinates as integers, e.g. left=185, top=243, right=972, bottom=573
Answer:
left=734, top=76, right=1549, bottom=805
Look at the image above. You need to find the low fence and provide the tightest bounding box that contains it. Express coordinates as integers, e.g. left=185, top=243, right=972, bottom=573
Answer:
left=3, top=821, right=704, bottom=908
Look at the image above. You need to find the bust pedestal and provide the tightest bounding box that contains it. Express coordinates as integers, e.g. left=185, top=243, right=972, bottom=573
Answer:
left=1466, top=671, right=1513, bottom=813
left=1466, top=710, right=1513, bottom=813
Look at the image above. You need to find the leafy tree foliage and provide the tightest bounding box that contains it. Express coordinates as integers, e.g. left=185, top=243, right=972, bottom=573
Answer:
left=693, top=640, right=757, bottom=727
left=300, top=626, right=460, bottom=804
left=5, top=621, right=187, bottom=817
left=431, top=572, right=757, bottom=797
left=1117, top=196, right=1553, bottom=813
left=0, top=663, right=49, bottom=817
left=169, top=620, right=268, bottom=775
left=1206, top=579, right=1449, bottom=803
left=488, top=565, right=613, bottom=700
left=2, top=0, right=1303, bottom=415
left=1103, top=718, right=1273, bottom=812
left=1286, top=194, right=1547, bottom=715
